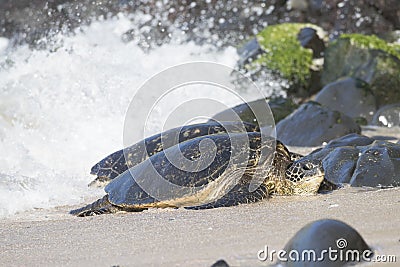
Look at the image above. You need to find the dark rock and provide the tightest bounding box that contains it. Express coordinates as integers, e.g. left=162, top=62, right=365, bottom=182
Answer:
left=297, top=27, right=325, bottom=58
left=276, top=102, right=361, bottom=146
left=372, top=104, right=400, bottom=127
left=321, top=133, right=373, bottom=148
left=1, top=0, right=399, bottom=49
left=236, top=38, right=263, bottom=68
left=286, top=0, right=308, bottom=11
left=281, top=219, right=372, bottom=266
left=211, top=97, right=298, bottom=126
left=321, top=147, right=359, bottom=184
left=366, top=0, right=400, bottom=31
left=210, top=259, right=230, bottom=267
left=268, top=97, right=299, bottom=123
left=2, top=1, right=289, bottom=48
left=328, top=0, right=398, bottom=39
left=308, top=0, right=324, bottom=12
left=297, top=133, right=400, bottom=187
left=351, top=140, right=400, bottom=187
left=315, top=77, right=377, bottom=124
left=321, top=34, right=400, bottom=108
left=382, top=30, right=400, bottom=43
left=354, top=117, right=369, bottom=126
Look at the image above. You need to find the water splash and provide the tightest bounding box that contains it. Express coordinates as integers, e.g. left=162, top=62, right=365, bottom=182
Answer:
left=0, top=15, right=240, bottom=217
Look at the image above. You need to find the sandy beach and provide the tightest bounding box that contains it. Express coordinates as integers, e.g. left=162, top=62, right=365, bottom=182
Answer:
left=1, top=187, right=399, bottom=266
left=1, top=127, right=399, bottom=267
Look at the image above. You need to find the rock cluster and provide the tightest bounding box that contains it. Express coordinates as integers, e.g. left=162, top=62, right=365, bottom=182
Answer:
left=239, top=23, right=400, bottom=146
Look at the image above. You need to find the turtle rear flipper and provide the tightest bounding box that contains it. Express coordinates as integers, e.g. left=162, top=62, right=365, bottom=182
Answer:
left=185, top=184, right=269, bottom=210
left=70, top=195, right=122, bottom=217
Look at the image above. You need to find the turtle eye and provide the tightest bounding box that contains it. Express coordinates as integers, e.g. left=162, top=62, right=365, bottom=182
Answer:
left=303, top=162, right=313, bottom=171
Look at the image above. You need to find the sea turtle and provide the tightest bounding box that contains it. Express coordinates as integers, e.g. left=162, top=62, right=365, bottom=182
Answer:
left=89, top=121, right=259, bottom=187
left=294, top=133, right=400, bottom=187
left=71, top=132, right=325, bottom=216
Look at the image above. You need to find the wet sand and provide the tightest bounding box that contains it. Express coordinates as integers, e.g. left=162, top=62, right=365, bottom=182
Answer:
left=1, top=126, right=399, bottom=266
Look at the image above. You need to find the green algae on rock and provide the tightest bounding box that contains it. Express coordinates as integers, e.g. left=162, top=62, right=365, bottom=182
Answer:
left=341, top=33, right=400, bottom=59
left=251, top=23, right=326, bottom=97
left=322, top=34, right=400, bottom=107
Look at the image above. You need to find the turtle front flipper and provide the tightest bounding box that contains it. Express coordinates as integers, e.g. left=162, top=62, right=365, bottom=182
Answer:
left=185, top=183, right=269, bottom=210
left=70, top=195, right=122, bottom=217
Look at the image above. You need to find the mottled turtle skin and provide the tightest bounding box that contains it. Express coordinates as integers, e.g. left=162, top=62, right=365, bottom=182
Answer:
left=71, top=132, right=324, bottom=216
left=89, top=121, right=259, bottom=187
left=295, top=133, right=400, bottom=187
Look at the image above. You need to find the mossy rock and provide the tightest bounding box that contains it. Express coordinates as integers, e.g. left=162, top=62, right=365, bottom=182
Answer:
left=322, top=34, right=400, bottom=107
left=246, top=23, right=326, bottom=97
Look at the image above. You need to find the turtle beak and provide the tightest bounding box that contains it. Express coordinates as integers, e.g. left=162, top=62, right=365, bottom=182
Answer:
left=295, top=166, right=324, bottom=195
left=302, top=173, right=325, bottom=195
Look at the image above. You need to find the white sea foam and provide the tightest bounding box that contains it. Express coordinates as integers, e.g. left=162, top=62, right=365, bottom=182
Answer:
left=0, top=14, right=279, bottom=217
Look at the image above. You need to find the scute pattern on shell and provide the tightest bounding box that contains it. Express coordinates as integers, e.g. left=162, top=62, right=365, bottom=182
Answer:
left=89, top=121, right=259, bottom=187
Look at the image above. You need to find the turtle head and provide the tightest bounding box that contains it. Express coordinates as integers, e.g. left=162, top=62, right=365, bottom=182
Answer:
left=284, top=159, right=325, bottom=195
